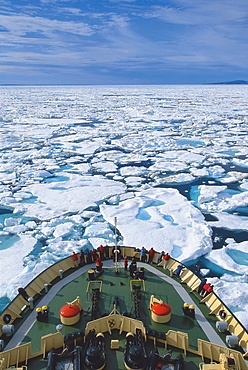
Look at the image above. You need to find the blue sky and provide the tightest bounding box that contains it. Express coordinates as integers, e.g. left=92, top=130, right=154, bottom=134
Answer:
left=1, top=0, right=248, bottom=84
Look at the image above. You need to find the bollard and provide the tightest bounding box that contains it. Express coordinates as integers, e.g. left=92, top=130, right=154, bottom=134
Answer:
left=56, top=324, right=63, bottom=333
left=36, top=308, right=42, bottom=321
left=28, top=297, right=34, bottom=310
left=216, top=321, right=228, bottom=333
left=226, top=335, right=239, bottom=348
left=169, top=268, right=173, bottom=277
left=44, top=283, right=49, bottom=293
left=189, top=305, right=195, bottom=319
left=182, top=303, right=190, bottom=316
left=59, top=269, right=63, bottom=279
left=42, top=305, right=49, bottom=323
left=1, top=325, right=14, bottom=337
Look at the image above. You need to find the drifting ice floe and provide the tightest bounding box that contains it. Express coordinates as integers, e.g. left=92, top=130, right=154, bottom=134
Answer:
left=0, top=84, right=248, bottom=329
left=18, top=174, right=125, bottom=220
left=100, top=187, right=213, bottom=262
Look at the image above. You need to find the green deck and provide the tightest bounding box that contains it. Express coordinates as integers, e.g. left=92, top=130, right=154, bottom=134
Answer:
left=18, top=263, right=221, bottom=369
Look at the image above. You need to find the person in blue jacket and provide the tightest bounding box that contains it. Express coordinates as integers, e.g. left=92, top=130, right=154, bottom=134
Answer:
left=140, top=247, right=147, bottom=262
left=198, top=277, right=207, bottom=294
left=176, top=265, right=184, bottom=278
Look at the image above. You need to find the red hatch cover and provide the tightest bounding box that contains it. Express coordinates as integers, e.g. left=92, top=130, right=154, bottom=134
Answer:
left=152, top=302, right=171, bottom=316
left=60, top=304, right=80, bottom=317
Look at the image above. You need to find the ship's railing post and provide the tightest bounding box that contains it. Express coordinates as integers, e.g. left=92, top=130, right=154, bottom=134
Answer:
left=114, top=217, right=119, bottom=274
left=44, top=284, right=49, bottom=293
left=28, top=297, right=34, bottom=310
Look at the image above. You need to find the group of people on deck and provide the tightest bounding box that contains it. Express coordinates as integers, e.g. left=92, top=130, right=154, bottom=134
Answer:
left=140, top=247, right=171, bottom=267
left=71, top=246, right=171, bottom=271
left=70, top=245, right=111, bottom=267
left=71, top=247, right=213, bottom=297
left=156, top=250, right=171, bottom=268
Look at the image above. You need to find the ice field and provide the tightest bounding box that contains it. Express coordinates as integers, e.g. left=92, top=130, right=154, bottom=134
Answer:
left=0, top=84, right=248, bottom=328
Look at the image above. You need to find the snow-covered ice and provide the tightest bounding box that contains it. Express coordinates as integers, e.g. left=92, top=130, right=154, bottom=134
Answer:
left=206, top=246, right=247, bottom=275
left=100, top=187, right=213, bottom=262
left=208, top=213, right=248, bottom=231
left=0, top=84, right=248, bottom=329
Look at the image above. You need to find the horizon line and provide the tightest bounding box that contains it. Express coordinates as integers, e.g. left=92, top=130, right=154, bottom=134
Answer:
left=1, top=80, right=248, bottom=87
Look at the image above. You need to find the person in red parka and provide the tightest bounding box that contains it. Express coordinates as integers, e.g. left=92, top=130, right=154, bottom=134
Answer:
left=98, top=245, right=105, bottom=260
left=148, top=247, right=155, bottom=264
left=201, top=283, right=211, bottom=296
left=163, top=253, right=170, bottom=269
left=91, top=249, right=98, bottom=261
left=204, top=284, right=214, bottom=297
left=123, top=256, right=128, bottom=270
left=95, top=257, right=103, bottom=272
left=71, top=251, right=79, bottom=267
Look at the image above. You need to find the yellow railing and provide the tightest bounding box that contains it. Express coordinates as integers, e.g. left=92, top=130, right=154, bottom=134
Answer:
left=160, top=256, right=248, bottom=356
left=0, top=257, right=75, bottom=331
left=0, top=246, right=247, bottom=367
left=0, top=332, right=63, bottom=369
left=1, top=324, right=247, bottom=370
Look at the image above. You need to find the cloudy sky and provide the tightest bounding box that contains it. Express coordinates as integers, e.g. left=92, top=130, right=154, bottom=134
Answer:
left=1, top=0, right=248, bottom=84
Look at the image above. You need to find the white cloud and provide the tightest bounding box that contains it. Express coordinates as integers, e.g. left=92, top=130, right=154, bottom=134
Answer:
left=144, top=1, right=248, bottom=27
left=1, top=0, right=247, bottom=82
left=139, top=1, right=248, bottom=69
left=1, top=14, right=95, bottom=37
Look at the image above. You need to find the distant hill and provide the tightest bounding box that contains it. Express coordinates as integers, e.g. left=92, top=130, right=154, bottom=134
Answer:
left=213, top=80, right=248, bottom=85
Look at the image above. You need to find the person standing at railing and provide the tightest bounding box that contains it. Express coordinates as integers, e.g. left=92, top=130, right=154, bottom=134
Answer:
left=204, top=284, right=214, bottom=297
left=201, top=282, right=211, bottom=296
left=163, top=253, right=170, bottom=269
left=98, top=245, right=105, bottom=260
left=80, top=250, right=85, bottom=266
left=71, top=251, right=79, bottom=267
left=18, top=287, right=29, bottom=301
left=84, top=249, right=92, bottom=263
left=123, top=256, right=128, bottom=271
left=91, top=249, right=98, bottom=261
left=156, top=251, right=165, bottom=265
left=148, top=247, right=155, bottom=264
left=140, top=247, right=147, bottom=262
left=175, top=264, right=184, bottom=278
left=104, top=244, right=109, bottom=259
left=197, top=278, right=207, bottom=294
